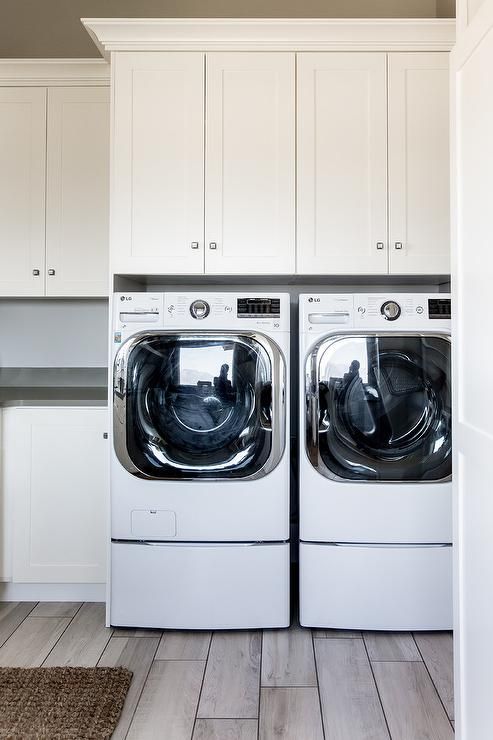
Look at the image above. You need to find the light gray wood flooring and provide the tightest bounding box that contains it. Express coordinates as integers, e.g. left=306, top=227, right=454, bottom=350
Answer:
left=0, top=602, right=454, bottom=739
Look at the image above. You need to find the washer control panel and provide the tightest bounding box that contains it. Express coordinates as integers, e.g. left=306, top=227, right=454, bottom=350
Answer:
left=163, top=293, right=289, bottom=331
left=237, top=297, right=281, bottom=317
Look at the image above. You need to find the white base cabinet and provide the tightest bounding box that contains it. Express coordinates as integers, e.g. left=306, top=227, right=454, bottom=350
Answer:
left=2, top=407, right=108, bottom=584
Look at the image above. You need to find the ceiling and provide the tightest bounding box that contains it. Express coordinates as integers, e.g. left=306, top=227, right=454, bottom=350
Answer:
left=0, top=0, right=455, bottom=58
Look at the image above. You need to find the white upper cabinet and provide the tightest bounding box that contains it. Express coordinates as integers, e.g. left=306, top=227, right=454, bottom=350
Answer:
left=205, top=53, right=295, bottom=274
left=297, top=53, right=388, bottom=275
left=0, top=88, right=46, bottom=296
left=46, top=87, right=110, bottom=296
left=388, top=53, right=450, bottom=275
left=112, top=52, right=205, bottom=275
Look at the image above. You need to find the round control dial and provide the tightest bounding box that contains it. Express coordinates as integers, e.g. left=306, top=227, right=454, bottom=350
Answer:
left=190, top=299, right=210, bottom=320
left=381, top=300, right=401, bottom=321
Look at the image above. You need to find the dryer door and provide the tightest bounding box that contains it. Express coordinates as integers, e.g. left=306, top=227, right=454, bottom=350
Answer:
left=306, top=333, right=451, bottom=482
left=114, top=331, right=285, bottom=480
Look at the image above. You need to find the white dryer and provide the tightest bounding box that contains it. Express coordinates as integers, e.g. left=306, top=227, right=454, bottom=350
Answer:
left=110, top=292, right=290, bottom=629
left=299, top=293, right=452, bottom=630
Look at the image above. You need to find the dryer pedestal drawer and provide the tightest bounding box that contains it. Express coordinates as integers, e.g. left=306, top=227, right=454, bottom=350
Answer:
left=110, top=541, right=290, bottom=630
left=299, top=541, right=452, bottom=631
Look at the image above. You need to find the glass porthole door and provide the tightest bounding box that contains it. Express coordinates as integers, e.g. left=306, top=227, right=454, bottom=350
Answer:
left=306, top=334, right=452, bottom=482
left=114, top=332, right=286, bottom=480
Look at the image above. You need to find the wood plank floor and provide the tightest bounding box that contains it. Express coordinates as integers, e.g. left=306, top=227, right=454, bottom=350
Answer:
left=0, top=602, right=454, bottom=739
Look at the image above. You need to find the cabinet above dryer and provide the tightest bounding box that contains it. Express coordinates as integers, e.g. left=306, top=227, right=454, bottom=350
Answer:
left=297, top=51, right=450, bottom=276
left=84, top=19, right=455, bottom=279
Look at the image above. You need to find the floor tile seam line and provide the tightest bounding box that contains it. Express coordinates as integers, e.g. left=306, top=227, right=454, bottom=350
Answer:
left=41, top=607, right=114, bottom=668
left=112, top=634, right=161, bottom=638
left=93, top=628, right=116, bottom=668
left=38, top=614, right=78, bottom=667
left=312, top=636, right=363, bottom=640
left=412, top=633, right=455, bottom=726
left=117, top=633, right=163, bottom=740
left=311, top=630, right=327, bottom=740
left=0, top=601, right=39, bottom=650
left=153, top=657, right=209, bottom=662
left=260, top=682, right=319, bottom=688
left=195, top=716, right=261, bottom=721
left=369, top=658, right=425, bottom=663
left=191, top=630, right=214, bottom=737
left=257, top=630, right=264, bottom=737
left=362, top=630, right=393, bottom=740
left=197, top=714, right=260, bottom=720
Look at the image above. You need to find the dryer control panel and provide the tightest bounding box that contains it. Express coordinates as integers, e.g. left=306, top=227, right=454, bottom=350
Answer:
left=300, top=293, right=451, bottom=335
left=354, top=294, right=451, bottom=327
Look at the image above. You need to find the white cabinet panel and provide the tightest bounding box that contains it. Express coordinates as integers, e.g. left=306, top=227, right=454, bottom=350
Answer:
left=205, top=53, right=295, bottom=274
left=0, top=88, right=46, bottom=296
left=453, top=8, right=493, bottom=735
left=3, top=408, right=108, bottom=584
left=297, top=53, right=388, bottom=275
left=112, top=52, right=205, bottom=274
left=388, top=53, right=450, bottom=274
left=46, top=87, right=110, bottom=297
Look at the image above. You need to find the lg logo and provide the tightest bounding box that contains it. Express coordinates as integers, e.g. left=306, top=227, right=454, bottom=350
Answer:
left=120, top=296, right=132, bottom=302
left=308, top=297, right=321, bottom=303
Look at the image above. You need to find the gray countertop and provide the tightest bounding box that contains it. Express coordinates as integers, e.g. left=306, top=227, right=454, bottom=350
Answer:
left=0, top=386, right=108, bottom=408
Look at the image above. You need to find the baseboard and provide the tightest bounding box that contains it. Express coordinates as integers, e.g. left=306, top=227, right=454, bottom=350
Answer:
left=0, top=582, right=106, bottom=602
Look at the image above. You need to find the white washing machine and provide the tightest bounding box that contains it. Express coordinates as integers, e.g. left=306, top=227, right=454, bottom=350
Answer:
left=110, top=292, right=290, bottom=629
left=299, top=293, right=452, bottom=630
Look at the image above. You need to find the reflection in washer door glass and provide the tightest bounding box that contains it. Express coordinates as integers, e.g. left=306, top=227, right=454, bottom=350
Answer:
left=124, top=335, right=275, bottom=479
left=308, top=335, right=451, bottom=481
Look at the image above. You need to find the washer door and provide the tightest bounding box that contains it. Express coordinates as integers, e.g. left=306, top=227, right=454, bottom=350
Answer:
left=306, top=334, right=451, bottom=482
left=114, top=331, right=285, bottom=480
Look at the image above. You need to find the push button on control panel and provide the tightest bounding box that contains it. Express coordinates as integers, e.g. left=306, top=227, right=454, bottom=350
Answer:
left=189, top=299, right=210, bottom=320
left=381, top=300, right=401, bottom=321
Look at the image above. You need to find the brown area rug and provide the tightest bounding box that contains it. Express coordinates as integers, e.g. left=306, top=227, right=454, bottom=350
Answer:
left=0, top=666, right=132, bottom=739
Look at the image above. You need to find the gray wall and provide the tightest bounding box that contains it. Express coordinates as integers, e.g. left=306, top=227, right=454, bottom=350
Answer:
left=0, top=0, right=455, bottom=58
left=0, top=300, right=108, bottom=368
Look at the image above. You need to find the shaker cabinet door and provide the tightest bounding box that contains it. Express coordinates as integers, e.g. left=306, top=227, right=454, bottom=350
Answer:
left=112, top=52, right=205, bottom=274
left=388, top=53, right=450, bottom=275
left=297, top=53, right=388, bottom=275
left=46, top=87, right=110, bottom=297
left=5, top=407, right=108, bottom=584
left=205, top=52, right=295, bottom=274
left=0, top=88, right=46, bottom=296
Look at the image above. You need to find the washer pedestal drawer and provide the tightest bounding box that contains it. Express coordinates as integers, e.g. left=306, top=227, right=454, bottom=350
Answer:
left=110, top=540, right=290, bottom=630
left=300, top=541, right=452, bottom=631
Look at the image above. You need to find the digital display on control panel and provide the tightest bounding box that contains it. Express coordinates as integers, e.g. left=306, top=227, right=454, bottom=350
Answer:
left=237, top=297, right=280, bottom=317
left=428, top=299, right=451, bottom=320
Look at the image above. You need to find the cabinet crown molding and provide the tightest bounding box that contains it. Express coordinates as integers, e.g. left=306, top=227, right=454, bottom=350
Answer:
left=0, top=59, right=110, bottom=85
left=82, top=18, right=455, bottom=60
